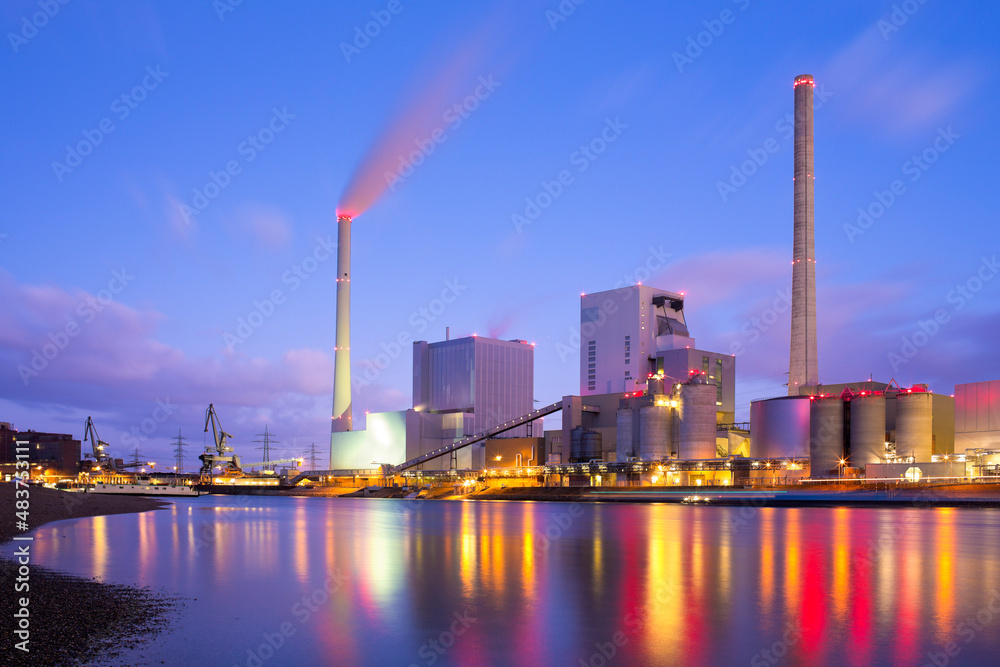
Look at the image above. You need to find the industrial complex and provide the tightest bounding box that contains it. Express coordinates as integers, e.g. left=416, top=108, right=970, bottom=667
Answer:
left=319, top=73, right=1000, bottom=488
left=5, top=74, right=999, bottom=490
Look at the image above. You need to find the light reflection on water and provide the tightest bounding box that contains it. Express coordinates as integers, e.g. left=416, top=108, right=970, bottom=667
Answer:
left=12, top=497, right=1000, bottom=667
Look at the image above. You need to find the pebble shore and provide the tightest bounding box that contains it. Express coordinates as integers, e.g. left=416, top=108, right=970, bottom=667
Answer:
left=1, top=483, right=181, bottom=666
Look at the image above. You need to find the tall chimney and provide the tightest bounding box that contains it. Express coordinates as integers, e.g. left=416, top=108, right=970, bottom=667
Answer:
left=788, top=74, right=819, bottom=395
left=331, top=214, right=353, bottom=433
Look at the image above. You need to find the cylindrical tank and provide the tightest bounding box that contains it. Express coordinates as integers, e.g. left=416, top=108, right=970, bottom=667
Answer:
left=678, top=379, right=717, bottom=459
left=570, top=426, right=585, bottom=463
left=639, top=405, right=670, bottom=460
left=809, top=397, right=844, bottom=476
left=850, top=394, right=886, bottom=466
left=895, top=391, right=933, bottom=462
left=750, top=396, right=811, bottom=458
left=616, top=409, right=634, bottom=462
left=581, top=430, right=602, bottom=462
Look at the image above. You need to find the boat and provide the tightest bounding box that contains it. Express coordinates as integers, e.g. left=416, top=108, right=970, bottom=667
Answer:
left=88, top=475, right=202, bottom=497
left=681, top=494, right=711, bottom=505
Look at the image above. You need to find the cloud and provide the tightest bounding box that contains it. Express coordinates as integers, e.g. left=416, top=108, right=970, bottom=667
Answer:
left=0, top=270, right=335, bottom=459
left=227, top=203, right=293, bottom=250
left=820, top=26, right=981, bottom=137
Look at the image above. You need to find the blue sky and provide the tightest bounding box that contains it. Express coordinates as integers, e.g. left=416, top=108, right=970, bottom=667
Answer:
left=2, top=0, right=998, bottom=468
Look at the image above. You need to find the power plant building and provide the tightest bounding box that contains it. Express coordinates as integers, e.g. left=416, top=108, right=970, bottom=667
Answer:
left=751, top=381, right=955, bottom=476
left=541, top=285, right=740, bottom=466
left=410, top=335, right=534, bottom=469
left=579, top=285, right=735, bottom=423
left=330, top=334, right=533, bottom=470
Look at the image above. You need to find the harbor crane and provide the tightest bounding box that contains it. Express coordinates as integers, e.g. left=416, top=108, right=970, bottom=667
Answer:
left=83, top=416, right=120, bottom=473
left=199, top=404, right=242, bottom=476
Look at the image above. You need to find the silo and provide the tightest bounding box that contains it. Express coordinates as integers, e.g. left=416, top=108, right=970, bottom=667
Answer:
left=616, top=409, right=634, bottom=462
left=678, top=379, right=717, bottom=459
left=639, top=405, right=670, bottom=460
left=750, top=396, right=811, bottom=458
left=809, top=397, right=844, bottom=476
left=581, top=430, right=603, bottom=462
left=850, top=394, right=886, bottom=466
left=570, top=426, right=585, bottom=463
left=895, top=391, right=933, bottom=461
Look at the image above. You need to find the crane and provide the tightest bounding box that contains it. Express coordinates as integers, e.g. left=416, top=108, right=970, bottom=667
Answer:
left=198, top=404, right=242, bottom=476
left=83, top=416, right=120, bottom=473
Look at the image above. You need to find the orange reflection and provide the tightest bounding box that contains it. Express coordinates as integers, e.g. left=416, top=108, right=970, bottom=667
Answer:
left=934, top=508, right=956, bottom=639
left=760, top=508, right=774, bottom=617
left=92, top=514, right=108, bottom=580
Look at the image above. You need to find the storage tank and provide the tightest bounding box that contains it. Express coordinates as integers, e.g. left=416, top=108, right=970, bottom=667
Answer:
left=750, top=396, right=811, bottom=458
left=639, top=405, right=670, bottom=460
left=809, top=397, right=844, bottom=476
left=678, top=378, right=717, bottom=459
left=895, top=391, right=933, bottom=461
left=616, top=409, right=634, bottom=462
left=569, top=426, right=585, bottom=462
left=581, top=430, right=602, bottom=462
left=850, top=394, right=886, bottom=466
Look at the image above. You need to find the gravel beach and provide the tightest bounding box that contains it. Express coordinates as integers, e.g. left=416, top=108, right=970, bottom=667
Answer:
left=1, top=483, right=181, bottom=666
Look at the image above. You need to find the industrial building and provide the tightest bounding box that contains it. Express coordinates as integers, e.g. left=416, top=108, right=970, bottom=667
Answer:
left=955, top=380, right=1000, bottom=449
left=0, top=422, right=81, bottom=480
left=330, top=334, right=534, bottom=470
left=747, top=76, right=964, bottom=481
left=536, top=286, right=741, bottom=469
left=752, top=381, right=955, bottom=477
left=579, top=285, right=734, bottom=420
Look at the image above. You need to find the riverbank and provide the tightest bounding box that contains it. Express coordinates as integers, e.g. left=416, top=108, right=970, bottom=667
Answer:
left=464, top=483, right=1000, bottom=507
left=1, top=483, right=180, bottom=666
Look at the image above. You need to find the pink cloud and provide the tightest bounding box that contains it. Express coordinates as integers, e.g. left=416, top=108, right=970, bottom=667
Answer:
left=1, top=270, right=333, bottom=409
left=820, top=27, right=981, bottom=137
left=227, top=203, right=293, bottom=250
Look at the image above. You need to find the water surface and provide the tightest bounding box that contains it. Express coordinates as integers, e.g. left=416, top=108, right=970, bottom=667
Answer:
left=13, top=496, right=1000, bottom=666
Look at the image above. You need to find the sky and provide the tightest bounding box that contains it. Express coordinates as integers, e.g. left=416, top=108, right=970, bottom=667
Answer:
left=2, top=0, right=998, bottom=470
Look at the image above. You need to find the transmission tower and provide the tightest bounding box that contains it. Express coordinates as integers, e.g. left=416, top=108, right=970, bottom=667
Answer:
left=253, top=425, right=279, bottom=471
left=305, top=442, right=321, bottom=470
left=172, top=429, right=188, bottom=475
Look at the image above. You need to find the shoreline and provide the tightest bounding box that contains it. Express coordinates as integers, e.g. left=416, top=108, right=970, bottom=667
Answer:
left=1, top=483, right=179, bottom=666
left=461, top=483, right=1000, bottom=507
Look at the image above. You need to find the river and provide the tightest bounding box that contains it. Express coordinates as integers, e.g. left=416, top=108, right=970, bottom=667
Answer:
left=12, top=496, right=1000, bottom=666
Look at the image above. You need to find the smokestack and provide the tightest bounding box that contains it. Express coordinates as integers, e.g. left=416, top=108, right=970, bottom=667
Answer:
left=332, top=214, right=353, bottom=433
left=788, top=74, right=819, bottom=395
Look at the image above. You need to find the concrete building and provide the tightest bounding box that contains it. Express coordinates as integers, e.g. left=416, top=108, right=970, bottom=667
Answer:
left=330, top=335, right=534, bottom=471
left=579, top=285, right=735, bottom=423
left=955, top=380, right=1000, bottom=450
